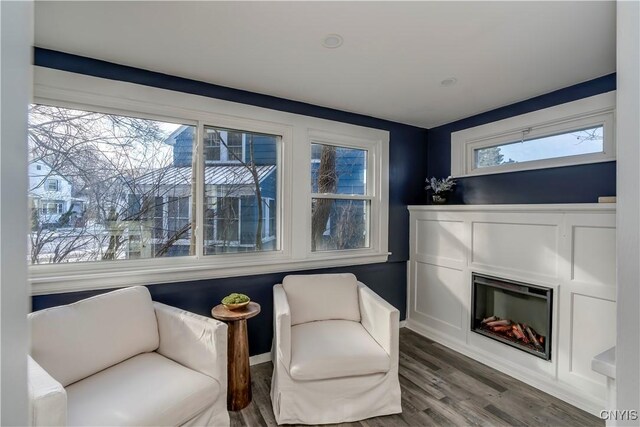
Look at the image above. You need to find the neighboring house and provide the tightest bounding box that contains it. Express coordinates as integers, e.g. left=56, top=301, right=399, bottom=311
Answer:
left=124, top=126, right=278, bottom=257
left=28, top=160, right=85, bottom=226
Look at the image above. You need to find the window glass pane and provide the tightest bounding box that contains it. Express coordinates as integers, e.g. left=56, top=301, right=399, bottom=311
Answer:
left=474, top=126, right=604, bottom=169
left=310, top=144, right=367, bottom=195
left=203, top=127, right=279, bottom=255
left=28, top=104, right=194, bottom=263
left=311, top=199, right=369, bottom=251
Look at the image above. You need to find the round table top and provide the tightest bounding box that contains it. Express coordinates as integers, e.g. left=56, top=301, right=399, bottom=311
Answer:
left=211, top=301, right=261, bottom=321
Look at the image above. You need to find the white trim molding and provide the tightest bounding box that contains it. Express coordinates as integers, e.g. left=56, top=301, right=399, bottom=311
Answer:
left=30, top=67, right=390, bottom=294
left=451, top=91, right=616, bottom=177
left=407, top=203, right=617, bottom=416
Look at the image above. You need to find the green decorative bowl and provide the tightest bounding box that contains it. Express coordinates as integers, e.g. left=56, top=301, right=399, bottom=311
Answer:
left=221, top=293, right=250, bottom=310
left=223, top=300, right=250, bottom=310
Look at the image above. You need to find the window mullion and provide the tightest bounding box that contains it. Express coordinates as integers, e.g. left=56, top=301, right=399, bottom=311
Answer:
left=194, top=123, right=205, bottom=259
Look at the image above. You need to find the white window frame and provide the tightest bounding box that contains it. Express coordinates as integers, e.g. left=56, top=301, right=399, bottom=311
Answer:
left=30, top=67, right=389, bottom=295
left=308, top=132, right=375, bottom=253
left=451, top=92, right=616, bottom=177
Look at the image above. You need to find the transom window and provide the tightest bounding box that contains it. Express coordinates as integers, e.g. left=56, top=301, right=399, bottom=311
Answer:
left=474, top=126, right=604, bottom=169
left=451, top=92, right=615, bottom=177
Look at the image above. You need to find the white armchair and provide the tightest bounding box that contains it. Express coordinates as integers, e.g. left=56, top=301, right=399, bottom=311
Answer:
left=28, top=286, right=230, bottom=427
left=270, top=273, right=401, bottom=425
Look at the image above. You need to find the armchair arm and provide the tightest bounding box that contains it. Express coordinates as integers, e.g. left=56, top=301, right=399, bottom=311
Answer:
left=28, top=355, right=67, bottom=427
left=154, top=302, right=227, bottom=385
left=272, top=284, right=291, bottom=372
left=357, top=283, right=400, bottom=362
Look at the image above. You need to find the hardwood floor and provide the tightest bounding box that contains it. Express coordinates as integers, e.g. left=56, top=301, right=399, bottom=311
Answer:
left=232, top=328, right=603, bottom=426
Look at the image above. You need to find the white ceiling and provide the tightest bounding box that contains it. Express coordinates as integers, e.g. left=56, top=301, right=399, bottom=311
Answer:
left=34, top=1, right=616, bottom=129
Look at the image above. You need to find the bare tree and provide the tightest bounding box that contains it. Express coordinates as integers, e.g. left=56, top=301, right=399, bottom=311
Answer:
left=28, top=105, right=193, bottom=263
left=211, top=130, right=267, bottom=251
left=311, top=145, right=337, bottom=251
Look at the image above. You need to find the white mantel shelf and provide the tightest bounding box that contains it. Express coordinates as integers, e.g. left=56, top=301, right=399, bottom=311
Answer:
left=406, top=203, right=617, bottom=416
left=408, top=203, right=616, bottom=213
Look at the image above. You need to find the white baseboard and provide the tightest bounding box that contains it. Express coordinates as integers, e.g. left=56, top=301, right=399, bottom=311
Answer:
left=405, top=319, right=604, bottom=417
left=399, top=320, right=407, bottom=328
left=250, top=352, right=272, bottom=366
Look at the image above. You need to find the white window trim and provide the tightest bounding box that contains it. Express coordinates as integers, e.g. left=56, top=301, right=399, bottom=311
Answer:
left=451, top=91, right=616, bottom=178
left=30, top=67, right=389, bottom=295
left=307, top=129, right=384, bottom=255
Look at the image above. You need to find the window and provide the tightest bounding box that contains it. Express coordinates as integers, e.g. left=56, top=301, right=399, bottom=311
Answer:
left=474, top=126, right=604, bottom=169
left=167, top=196, right=191, bottom=239
left=46, top=179, right=59, bottom=191
left=310, top=143, right=369, bottom=251
left=226, top=131, right=243, bottom=161
left=40, top=201, right=64, bottom=215
left=451, top=92, right=615, bottom=177
left=30, top=71, right=388, bottom=293
left=203, top=126, right=279, bottom=255
left=36, top=165, right=42, bottom=170
left=204, top=129, right=222, bottom=162
left=28, top=104, right=195, bottom=264
left=203, top=128, right=244, bottom=163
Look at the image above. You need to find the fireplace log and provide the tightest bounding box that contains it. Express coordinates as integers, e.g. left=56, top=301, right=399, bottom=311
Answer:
left=524, top=325, right=544, bottom=352
left=481, top=316, right=497, bottom=324
left=512, top=324, right=528, bottom=342
left=491, top=325, right=512, bottom=333
left=487, top=319, right=511, bottom=327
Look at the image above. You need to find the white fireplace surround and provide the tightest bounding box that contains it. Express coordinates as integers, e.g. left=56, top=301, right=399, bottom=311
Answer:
left=407, top=204, right=616, bottom=415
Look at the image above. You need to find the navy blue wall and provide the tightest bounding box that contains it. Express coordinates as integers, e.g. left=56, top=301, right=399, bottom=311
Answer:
left=32, top=48, right=428, bottom=355
left=427, top=74, right=616, bottom=204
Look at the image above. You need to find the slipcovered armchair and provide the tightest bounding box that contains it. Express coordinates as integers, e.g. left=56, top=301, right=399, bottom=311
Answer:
left=270, top=273, right=401, bottom=425
left=28, top=286, right=230, bottom=427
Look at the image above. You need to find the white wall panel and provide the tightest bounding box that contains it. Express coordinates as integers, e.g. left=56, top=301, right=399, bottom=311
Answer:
left=416, top=219, right=465, bottom=262
left=570, top=294, right=616, bottom=385
left=572, top=226, right=616, bottom=287
left=472, top=221, right=558, bottom=278
left=414, top=262, right=465, bottom=333
left=408, top=204, right=616, bottom=415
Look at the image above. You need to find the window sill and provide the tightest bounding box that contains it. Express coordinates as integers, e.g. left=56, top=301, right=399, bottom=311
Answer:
left=29, top=251, right=390, bottom=295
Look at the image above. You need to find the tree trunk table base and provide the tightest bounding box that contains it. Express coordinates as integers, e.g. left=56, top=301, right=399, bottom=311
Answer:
left=211, top=302, right=261, bottom=411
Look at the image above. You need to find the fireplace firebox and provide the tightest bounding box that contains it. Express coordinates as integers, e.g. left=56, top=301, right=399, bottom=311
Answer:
left=471, top=273, right=552, bottom=361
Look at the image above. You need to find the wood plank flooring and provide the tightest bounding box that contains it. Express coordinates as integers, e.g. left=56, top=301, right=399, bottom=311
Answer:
left=232, top=328, right=603, bottom=426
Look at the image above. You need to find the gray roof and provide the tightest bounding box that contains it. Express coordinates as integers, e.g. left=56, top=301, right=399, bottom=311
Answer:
left=135, top=165, right=275, bottom=186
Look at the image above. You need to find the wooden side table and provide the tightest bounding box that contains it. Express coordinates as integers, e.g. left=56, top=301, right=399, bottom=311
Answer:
left=211, top=302, right=261, bottom=411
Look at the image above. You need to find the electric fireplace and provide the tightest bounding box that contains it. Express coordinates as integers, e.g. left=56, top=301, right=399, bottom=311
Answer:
left=471, top=273, right=552, bottom=361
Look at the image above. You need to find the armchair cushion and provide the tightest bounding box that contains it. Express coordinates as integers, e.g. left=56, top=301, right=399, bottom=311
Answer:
left=65, top=352, right=220, bottom=426
left=289, top=320, right=390, bottom=381
left=282, top=273, right=360, bottom=325
left=29, top=286, right=159, bottom=387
